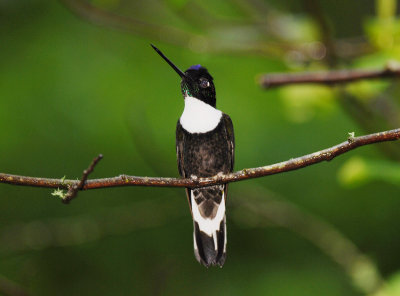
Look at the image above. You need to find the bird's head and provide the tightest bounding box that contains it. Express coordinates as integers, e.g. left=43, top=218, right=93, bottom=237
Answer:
left=151, top=45, right=216, bottom=107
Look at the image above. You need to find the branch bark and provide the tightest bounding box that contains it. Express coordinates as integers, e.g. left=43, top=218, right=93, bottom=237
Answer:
left=62, top=154, right=103, bottom=204
left=0, top=129, right=399, bottom=201
left=259, top=63, right=400, bottom=88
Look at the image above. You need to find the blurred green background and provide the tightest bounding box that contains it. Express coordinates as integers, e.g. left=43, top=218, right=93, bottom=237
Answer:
left=1, top=0, right=400, bottom=295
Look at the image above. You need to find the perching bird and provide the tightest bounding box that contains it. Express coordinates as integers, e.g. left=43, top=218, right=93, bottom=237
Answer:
left=151, top=45, right=234, bottom=267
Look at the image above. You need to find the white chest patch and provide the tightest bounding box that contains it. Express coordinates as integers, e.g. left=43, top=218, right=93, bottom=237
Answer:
left=180, top=96, right=222, bottom=133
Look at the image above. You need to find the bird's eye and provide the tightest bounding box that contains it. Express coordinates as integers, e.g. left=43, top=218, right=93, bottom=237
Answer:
left=200, top=78, right=210, bottom=88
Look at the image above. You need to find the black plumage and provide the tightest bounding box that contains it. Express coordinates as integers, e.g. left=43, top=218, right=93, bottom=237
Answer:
left=176, top=115, right=234, bottom=178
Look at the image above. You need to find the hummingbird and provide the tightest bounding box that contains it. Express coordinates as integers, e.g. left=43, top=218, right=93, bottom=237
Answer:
left=151, top=45, right=235, bottom=267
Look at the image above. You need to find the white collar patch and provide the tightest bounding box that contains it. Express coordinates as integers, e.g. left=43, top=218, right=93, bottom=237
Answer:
left=180, top=96, right=222, bottom=133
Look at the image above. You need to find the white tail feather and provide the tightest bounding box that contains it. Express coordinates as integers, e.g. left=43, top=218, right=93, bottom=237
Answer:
left=190, top=190, right=225, bottom=237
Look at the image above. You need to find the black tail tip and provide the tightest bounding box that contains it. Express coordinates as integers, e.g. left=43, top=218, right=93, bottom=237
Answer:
left=194, top=222, right=226, bottom=268
left=197, top=251, right=226, bottom=268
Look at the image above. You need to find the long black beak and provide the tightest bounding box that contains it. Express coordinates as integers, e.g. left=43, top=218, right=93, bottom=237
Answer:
left=151, top=44, right=186, bottom=78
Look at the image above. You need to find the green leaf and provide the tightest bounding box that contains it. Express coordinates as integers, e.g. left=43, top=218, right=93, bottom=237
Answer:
left=376, top=0, right=397, bottom=20
left=373, top=271, right=400, bottom=296
left=279, top=85, right=335, bottom=123
left=338, top=156, right=400, bottom=188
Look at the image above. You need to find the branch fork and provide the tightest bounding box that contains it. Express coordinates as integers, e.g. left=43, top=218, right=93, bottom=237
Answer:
left=0, top=129, right=399, bottom=203
left=59, top=154, right=103, bottom=204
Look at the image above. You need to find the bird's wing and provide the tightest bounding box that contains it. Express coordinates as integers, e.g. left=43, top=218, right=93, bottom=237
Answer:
left=176, top=121, right=192, bottom=208
left=176, top=120, right=186, bottom=178
left=222, top=113, right=235, bottom=172
left=221, top=113, right=235, bottom=201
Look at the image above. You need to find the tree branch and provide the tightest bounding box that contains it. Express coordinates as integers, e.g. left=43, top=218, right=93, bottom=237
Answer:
left=259, top=63, right=400, bottom=88
left=62, top=154, right=103, bottom=204
left=0, top=129, right=399, bottom=199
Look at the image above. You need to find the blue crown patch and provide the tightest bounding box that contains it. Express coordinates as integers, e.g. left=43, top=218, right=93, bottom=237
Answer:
left=189, top=64, right=202, bottom=70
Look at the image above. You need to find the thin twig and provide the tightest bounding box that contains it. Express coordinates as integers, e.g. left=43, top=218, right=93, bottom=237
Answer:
left=259, top=64, right=400, bottom=88
left=0, top=129, right=399, bottom=196
left=62, top=154, right=103, bottom=204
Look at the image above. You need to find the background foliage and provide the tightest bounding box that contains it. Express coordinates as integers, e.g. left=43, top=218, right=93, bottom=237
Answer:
left=1, top=0, right=400, bottom=295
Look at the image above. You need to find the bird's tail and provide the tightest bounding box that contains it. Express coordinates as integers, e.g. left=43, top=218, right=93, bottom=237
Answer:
left=190, top=185, right=227, bottom=267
